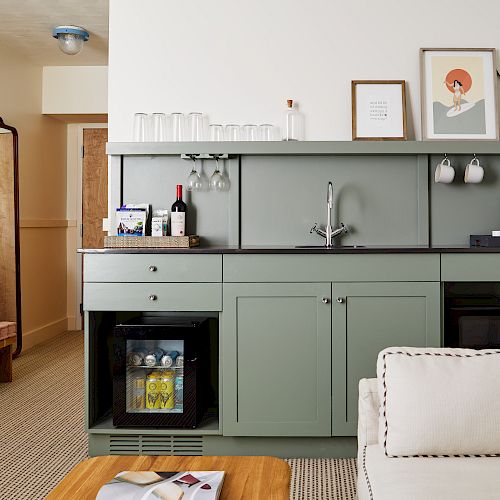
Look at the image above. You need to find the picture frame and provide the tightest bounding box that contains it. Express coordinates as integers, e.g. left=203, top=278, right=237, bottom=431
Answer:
left=351, top=80, right=407, bottom=141
left=420, top=48, right=498, bottom=140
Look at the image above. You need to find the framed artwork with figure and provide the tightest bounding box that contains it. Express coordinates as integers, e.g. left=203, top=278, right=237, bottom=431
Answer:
left=420, top=48, right=498, bottom=140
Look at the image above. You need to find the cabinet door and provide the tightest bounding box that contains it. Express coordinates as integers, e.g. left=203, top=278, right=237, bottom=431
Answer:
left=223, top=282, right=332, bottom=436
left=332, top=282, right=440, bottom=436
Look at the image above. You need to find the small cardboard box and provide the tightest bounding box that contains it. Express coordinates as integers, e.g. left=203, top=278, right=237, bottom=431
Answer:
left=116, top=208, right=147, bottom=236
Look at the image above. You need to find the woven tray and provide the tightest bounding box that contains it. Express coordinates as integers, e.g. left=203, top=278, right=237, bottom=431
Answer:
left=104, top=236, right=200, bottom=248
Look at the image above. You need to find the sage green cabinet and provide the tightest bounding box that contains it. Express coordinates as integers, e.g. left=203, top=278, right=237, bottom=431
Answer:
left=441, top=254, right=500, bottom=281
left=222, top=282, right=332, bottom=436
left=331, top=282, right=441, bottom=436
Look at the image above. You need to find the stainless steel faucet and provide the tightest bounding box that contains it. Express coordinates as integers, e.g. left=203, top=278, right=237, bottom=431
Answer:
left=310, top=181, right=348, bottom=247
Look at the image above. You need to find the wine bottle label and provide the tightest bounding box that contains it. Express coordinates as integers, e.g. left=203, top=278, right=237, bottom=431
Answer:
left=171, top=212, right=185, bottom=236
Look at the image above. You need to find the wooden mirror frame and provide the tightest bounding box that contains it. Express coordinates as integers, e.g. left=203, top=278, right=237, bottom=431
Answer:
left=0, top=116, right=22, bottom=357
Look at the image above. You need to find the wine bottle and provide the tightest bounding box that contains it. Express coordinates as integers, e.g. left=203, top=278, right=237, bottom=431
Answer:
left=171, top=184, right=186, bottom=236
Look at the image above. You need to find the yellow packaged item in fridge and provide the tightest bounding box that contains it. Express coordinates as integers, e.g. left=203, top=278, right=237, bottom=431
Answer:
left=159, top=370, right=175, bottom=409
left=146, top=371, right=161, bottom=409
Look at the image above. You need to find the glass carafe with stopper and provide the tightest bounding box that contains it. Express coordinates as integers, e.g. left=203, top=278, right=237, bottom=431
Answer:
left=282, top=99, right=304, bottom=141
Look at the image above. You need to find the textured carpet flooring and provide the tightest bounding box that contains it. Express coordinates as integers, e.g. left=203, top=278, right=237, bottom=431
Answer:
left=0, top=331, right=357, bottom=499
left=287, top=458, right=357, bottom=500
left=0, top=331, right=87, bottom=500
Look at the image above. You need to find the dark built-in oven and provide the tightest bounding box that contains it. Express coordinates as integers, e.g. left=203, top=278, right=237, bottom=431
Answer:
left=444, top=282, right=500, bottom=349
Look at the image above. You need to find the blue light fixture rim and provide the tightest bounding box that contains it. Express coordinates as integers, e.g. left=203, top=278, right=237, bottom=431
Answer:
left=52, top=25, right=89, bottom=41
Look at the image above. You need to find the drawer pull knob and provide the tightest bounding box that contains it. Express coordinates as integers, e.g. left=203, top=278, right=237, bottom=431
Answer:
left=337, top=297, right=345, bottom=303
left=322, top=297, right=330, bottom=304
left=149, top=294, right=158, bottom=301
left=149, top=265, right=157, bottom=272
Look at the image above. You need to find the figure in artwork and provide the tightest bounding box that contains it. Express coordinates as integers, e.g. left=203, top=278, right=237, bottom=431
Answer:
left=444, top=79, right=465, bottom=111
left=442, top=68, right=474, bottom=118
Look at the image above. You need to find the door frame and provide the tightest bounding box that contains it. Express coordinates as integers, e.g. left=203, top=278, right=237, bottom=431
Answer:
left=68, top=123, right=108, bottom=330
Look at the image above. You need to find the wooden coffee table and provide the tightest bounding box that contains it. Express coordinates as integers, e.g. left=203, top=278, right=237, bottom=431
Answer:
left=47, top=455, right=290, bottom=499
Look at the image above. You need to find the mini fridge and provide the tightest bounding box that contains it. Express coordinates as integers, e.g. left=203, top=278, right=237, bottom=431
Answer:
left=112, top=316, right=211, bottom=428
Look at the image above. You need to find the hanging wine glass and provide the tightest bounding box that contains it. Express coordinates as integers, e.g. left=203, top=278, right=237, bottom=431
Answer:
left=210, top=155, right=226, bottom=191
left=186, top=154, right=202, bottom=191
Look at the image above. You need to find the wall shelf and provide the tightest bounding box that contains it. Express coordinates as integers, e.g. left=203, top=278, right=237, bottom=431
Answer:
left=107, top=140, right=500, bottom=156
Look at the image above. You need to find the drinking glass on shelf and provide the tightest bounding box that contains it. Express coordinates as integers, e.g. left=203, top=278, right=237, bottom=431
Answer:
left=188, top=112, right=205, bottom=141
left=242, top=124, right=258, bottom=141
left=152, top=113, right=167, bottom=141
left=186, top=155, right=203, bottom=191
left=171, top=113, right=185, bottom=141
left=209, top=124, right=224, bottom=141
left=259, top=124, right=275, bottom=141
left=210, top=155, right=227, bottom=191
left=225, top=124, right=240, bottom=141
left=133, top=113, right=149, bottom=142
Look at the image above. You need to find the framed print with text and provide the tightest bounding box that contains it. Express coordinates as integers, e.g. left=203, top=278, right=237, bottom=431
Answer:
left=420, top=48, right=498, bottom=140
left=352, top=80, right=407, bottom=141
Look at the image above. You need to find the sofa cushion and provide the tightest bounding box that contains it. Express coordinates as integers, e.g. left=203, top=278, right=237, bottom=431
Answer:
left=358, top=443, right=500, bottom=500
left=0, top=321, right=16, bottom=342
left=358, top=378, right=379, bottom=448
left=376, top=347, right=500, bottom=457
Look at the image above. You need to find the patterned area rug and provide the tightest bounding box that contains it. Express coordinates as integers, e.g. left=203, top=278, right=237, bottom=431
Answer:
left=0, top=331, right=87, bottom=499
left=0, top=331, right=358, bottom=499
left=286, top=458, right=357, bottom=500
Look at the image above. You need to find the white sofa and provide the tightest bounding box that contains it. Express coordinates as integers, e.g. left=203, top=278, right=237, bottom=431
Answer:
left=357, top=347, right=500, bottom=500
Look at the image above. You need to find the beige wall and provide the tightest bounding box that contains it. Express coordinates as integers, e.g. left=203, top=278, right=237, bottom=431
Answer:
left=0, top=44, right=68, bottom=349
left=42, top=66, right=108, bottom=115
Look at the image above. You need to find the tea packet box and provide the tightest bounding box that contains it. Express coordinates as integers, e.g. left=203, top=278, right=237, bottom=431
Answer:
left=116, top=208, right=147, bottom=236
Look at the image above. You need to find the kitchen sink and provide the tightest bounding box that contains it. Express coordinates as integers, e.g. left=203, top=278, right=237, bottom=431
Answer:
left=295, top=245, right=366, bottom=249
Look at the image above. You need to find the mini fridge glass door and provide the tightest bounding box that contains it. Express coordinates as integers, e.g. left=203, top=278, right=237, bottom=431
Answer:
left=113, top=317, right=210, bottom=428
left=126, top=339, right=184, bottom=414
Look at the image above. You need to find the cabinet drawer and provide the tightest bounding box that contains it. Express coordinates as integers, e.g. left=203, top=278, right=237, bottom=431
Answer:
left=84, top=254, right=222, bottom=283
left=441, top=254, right=500, bottom=281
left=223, top=254, right=440, bottom=282
left=84, top=283, right=222, bottom=311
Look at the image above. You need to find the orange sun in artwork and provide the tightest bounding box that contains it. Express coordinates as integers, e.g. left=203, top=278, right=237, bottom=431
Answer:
left=445, top=68, right=472, bottom=93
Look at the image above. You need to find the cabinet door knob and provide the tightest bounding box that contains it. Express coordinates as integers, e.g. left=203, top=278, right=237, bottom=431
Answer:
left=148, top=294, right=158, bottom=301
left=149, top=265, right=157, bottom=272
left=322, top=297, right=330, bottom=304
left=337, top=297, right=345, bottom=303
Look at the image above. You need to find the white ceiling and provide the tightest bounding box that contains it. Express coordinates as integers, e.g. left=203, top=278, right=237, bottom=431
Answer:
left=0, top=0, right=108, bottom=66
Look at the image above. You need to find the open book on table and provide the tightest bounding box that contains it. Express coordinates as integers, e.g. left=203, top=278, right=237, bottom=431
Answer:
left=96, top=470, right=225, bottom=500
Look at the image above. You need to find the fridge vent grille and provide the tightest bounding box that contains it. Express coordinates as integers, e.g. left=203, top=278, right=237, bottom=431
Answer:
left=109, top=435, right=204, bottom=456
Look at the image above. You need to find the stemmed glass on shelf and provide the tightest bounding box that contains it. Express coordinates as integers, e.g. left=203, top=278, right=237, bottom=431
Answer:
left=209, top=154, right=227, bottom=191
left=186, top=154, right=203, bottom=191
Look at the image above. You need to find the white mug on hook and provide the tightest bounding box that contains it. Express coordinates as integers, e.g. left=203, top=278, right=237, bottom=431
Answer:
left=464, top=157, right=484, bottom=184
left=434, top=157, right=455, bottom=184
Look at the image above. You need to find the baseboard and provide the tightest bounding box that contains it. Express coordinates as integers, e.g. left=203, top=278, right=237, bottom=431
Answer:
left=67, top=315, right=77, bottom=331
left=22, top=317, right=69, bottom=351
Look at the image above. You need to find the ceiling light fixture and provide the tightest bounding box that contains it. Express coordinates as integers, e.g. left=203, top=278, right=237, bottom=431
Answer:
left=52, top=25, right=89, bottom=55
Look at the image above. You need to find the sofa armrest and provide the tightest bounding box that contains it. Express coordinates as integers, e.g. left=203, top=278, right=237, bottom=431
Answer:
left=357, top=378, right=379, bottom=447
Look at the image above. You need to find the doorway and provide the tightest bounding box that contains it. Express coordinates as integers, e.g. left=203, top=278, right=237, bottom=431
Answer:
left=68, top=124, right=108, bottom=330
